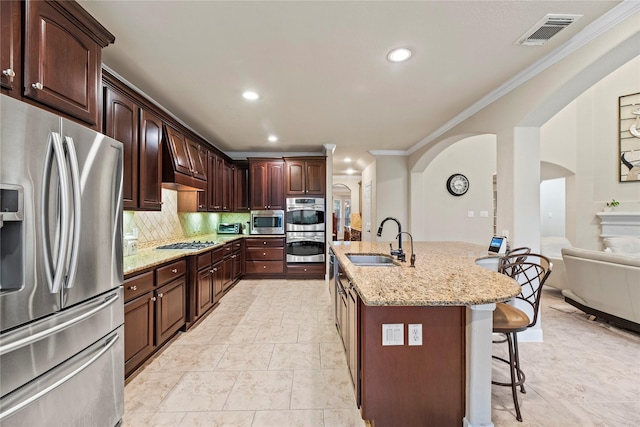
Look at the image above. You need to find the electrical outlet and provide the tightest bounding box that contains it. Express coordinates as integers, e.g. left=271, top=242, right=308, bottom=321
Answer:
left=467, top=211, right=475, bottom=218
left=408, top=324, right=422, bottom=346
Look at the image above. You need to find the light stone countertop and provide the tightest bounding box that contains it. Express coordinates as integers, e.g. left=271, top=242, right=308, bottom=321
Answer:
left=330, top=241, right=521, bottom=307
left=123, top=233, right=284, bottom=277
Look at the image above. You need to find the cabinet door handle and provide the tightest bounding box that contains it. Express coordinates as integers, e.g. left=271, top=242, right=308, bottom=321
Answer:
left=213, top=267, right=217, bottom=272
left=151, top=297, right=157, bottom=302
left=32, top=82, right=44, bottom=90
left=128, top=285, right=137, bottom=291
left=171, top=268, right=178, bottom=273
left=158, top=293, right=164, bottom=298
left=2, top=69, right=15, bottom=78
left=231, top=255, right=236, bottom=259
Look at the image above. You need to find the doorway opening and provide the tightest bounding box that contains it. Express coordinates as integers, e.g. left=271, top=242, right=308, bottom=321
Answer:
left=332, top=184, right=351, bottom=241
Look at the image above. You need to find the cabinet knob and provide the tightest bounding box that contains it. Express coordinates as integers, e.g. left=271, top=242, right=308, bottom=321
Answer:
left=32, top=82, right=43, bottom=90
left=263, top=241, right=267, bottom=245
left=263, top=252, right=266, bottom=256
left=171, top=268, right=178, bottom=273
left=158, top=293, right=164, bottom=298
left=151, top=297, right=157, bottom=302
left=209, top=269, right=214, bottom=273
left=263, top=265, right=267, bottom=269
left=231, top=255, right=236, bottom=259
left=129, top=285, right=138, bottom=291
left=2, top=69, right=15, bottom=78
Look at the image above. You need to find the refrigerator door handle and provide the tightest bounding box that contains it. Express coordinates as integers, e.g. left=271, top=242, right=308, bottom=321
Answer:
left=0, top=292, right=120, bottom=356
left=41, top=132, right=71, bottom=294
left=63, top=136, right=81, bottom=289
left=0, top=332, right=119, bottom=422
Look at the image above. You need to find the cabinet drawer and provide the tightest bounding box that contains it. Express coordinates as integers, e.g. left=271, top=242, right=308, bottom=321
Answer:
left=232, top=240, right=243, bottom=252
left=246, top=247, right=283, bottom=261
left=245, top=261, right=284, bottom=274
left=156, top=259, right=186, bottom=286
left=197, top=251, right=212, bottom=270
left=124, top=271, right=154, bottom=302
left=211, top=247, right=223, bottom=264
left=245, top=238, right=284, bottom=248
left=287, top=263, right=325, bottom=276
left=222, top=243, right=233, bottom=256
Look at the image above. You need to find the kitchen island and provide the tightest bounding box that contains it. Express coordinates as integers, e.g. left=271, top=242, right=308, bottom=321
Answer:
left=330, top=241, right=520, bottom=427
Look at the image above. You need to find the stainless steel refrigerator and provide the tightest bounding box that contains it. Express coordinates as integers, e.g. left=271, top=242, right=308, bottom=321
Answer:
left=0, top=95, right=124, bottom=426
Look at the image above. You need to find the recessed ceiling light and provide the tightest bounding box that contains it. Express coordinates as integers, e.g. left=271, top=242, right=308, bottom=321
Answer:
left=346, top=168, right=355, bottom=175
left=387, top=48, right=412, bottom=63
left=242, top=91, right=260, bottom=100
left=344, top=157, right=352, bottom=163
left=268, top=135, right=278, bottom=142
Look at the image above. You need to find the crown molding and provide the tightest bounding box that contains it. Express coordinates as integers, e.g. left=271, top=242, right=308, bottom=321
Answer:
left=368, top=150, right=408, bottom=156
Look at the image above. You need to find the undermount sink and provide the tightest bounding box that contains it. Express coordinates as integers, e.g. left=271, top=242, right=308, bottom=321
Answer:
left=346, top=254, right=397, bottom=266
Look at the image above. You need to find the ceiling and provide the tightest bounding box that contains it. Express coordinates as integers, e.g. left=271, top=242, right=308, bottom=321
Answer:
left=79, top=0, right=622, bottom=175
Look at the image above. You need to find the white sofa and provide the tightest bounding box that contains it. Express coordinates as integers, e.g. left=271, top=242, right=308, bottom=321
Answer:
left=561, top=247, right=640, bottom=332
left=540, top=237, right=572, bottom=291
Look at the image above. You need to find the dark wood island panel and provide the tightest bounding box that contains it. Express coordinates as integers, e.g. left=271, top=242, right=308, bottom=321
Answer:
left=360, top=304, right=465, bottom=427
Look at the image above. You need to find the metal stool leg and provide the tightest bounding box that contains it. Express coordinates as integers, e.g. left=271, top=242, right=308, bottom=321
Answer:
left=513, top=333, right=526, bottom=394
left=506, top=333, right=523, bottom=422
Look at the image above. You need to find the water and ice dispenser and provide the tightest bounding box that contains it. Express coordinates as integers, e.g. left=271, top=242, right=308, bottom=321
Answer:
left=1, top=185, right=24, bottom=292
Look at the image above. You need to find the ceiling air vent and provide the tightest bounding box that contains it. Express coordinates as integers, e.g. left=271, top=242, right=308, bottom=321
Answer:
left=515, top=14, right=582, bottom=46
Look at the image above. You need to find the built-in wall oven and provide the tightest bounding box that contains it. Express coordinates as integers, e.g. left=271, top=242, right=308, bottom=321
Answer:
left=285, top=198, right=325, bottom=263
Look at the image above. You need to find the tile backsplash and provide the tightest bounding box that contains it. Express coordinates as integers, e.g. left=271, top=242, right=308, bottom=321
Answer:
left=124, top=189, right=249, bottom=249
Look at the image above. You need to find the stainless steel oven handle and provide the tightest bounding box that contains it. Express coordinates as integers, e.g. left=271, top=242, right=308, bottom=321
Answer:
left=63, top=136, right=81, bottom=289
left=0, top=332, right=119, bottom=421
left=287, top=235, right=325, bottom=243
left=0, top=293, right=120, bottom=356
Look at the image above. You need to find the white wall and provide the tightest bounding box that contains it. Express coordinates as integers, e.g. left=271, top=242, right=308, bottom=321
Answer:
left=540, top=178, right=566, bottom=237
left=417, top=134, right=496, bottom=245
left=361, top=160, right=376, bottom=242
left=374, top=156, right=409, bottom=242
left=540, top=55, right=640, bottom=250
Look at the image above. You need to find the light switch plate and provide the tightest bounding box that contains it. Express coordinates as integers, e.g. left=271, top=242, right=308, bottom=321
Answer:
left=382, top=324, right=404, bottom=346
left=480, top=211, right=489, bottom=217
left=467, top=211, right=475, bottom=217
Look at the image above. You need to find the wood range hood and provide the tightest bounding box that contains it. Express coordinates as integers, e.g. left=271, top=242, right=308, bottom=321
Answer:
left=161, top=124, right=207, bottom=192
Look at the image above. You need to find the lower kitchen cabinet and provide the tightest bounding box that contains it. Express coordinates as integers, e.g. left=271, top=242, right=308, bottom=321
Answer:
left=124, top=291, right=154, bottom=378
left=123, top=259, right=187, bottom=378
left=244, top=237, right=285, bottom=278
left=286, top=262, right=325, bottom=279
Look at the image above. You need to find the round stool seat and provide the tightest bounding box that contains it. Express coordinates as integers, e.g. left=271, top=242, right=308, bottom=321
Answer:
left=493, top=302, right=530, bottom=333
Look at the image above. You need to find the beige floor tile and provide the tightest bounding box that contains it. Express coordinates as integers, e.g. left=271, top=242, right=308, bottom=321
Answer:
left=212, top=325, right=260, bottom=344
left=290, top=369, right=356, bottom=409
left=158, top=371, right=238, bottom=412
left=152, top=344, right=228, bottom=372
left=269, top=343, right=321, bottom=370
left=281, top=309, right=318, bottom=325
left=323, top=409, right=368, bottom=427
left=253, top=324, right=300, bottom=343
left=319, top=342, right=347, bottom=369
left=125, top=371, right=184, bottom=413
left=298, top=323, right=342, bottom=343
left=179, top=411, right=255, bottom=427
left=251, top=409, right=323, bottom=427
left=223, top=370, right=294, bottom=411
left=215, top=343, right=275, bottom=371
left=122, top=411, right=186, bottom=427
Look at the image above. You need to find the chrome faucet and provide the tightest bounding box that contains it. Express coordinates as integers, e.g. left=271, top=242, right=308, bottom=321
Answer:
left=377, top=217, right=405, bottom=262
left=396, top=232, right=415, bottom=267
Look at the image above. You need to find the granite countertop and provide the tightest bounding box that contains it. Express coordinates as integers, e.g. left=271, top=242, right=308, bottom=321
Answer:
left=330, top=241, right=520, bottom=307
left=123, top=233, right=284, bottom=277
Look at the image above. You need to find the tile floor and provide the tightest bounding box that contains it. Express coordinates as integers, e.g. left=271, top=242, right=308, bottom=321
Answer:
left=123, top=279, right=640, bottom=427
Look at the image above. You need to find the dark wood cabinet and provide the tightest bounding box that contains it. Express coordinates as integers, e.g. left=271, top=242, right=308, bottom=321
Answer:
left=103, top=81, right=162, bottom=211
left=284, top=157, right=326, bottom=196
left=187, top=138, right=207, bottom=180
left=164, top=125, right=194, bottom=175
left=196, top=259, right=215, bottom=318
left=0, top=1, right=21, bottom=95
left=155, top=276, right=186, bottom=346
left=23, top=1, right=114, bottom=126
left=244, top=237, right=285, bottom=277
left=222, top=160, right=233, bottom=212
left=124, top=292, right=154, bottom=377
left=249, top=159, right=285, bottom=210
left=163, top=125, right=206, bottom=190
left=233, top=162, right=250, bottom=212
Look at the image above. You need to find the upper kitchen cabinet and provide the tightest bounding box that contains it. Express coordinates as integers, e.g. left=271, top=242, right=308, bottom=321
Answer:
left=233, top=162, right=250, bottom=212
left=206, top=151, right=233, bottom=212
left=103, top=73, right=162, bottom=211
left=284, top=157, right=326, bottom=196
left=249, top=159, right=285, bottom=210
left=162, top=125, right=206, bottom=190
left=0, top=1, right=21, bottom=94
left=21, top=1, right=114, bottom=127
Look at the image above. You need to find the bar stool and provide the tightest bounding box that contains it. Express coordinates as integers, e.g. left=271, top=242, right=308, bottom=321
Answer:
left=492, top=253, right=552, bottom=422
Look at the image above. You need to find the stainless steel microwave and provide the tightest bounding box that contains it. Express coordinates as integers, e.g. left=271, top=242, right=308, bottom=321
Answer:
left=250, top=210, right=284, bottom=234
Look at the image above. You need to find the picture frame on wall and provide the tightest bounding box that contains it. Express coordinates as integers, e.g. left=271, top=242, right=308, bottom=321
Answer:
left=619, top=92, right=640, bottom=182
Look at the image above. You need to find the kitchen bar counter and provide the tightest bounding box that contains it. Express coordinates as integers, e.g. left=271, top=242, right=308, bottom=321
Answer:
left=330, top=240, right=520, bottom=306
left=123, top=234, right=281, bottom=276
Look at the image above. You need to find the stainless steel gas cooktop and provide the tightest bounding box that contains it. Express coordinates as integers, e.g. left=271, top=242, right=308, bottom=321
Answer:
left=156, top=241, right=218, bottom=250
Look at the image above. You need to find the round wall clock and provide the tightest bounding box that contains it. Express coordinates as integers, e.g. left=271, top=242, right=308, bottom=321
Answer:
left=446, top=173, right=469, bottom=196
